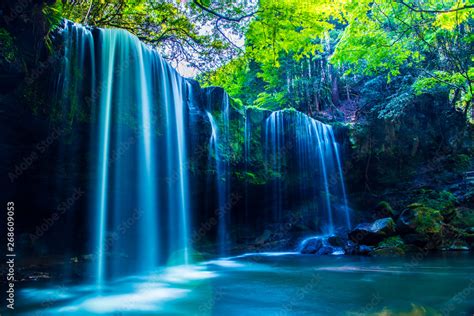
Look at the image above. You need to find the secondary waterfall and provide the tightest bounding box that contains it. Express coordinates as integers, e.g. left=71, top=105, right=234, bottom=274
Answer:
left=60, top=23, right=191, bottom=286
left=264, top=110, right=351, bottom=233
left=205, top=90, right=231, bottom=256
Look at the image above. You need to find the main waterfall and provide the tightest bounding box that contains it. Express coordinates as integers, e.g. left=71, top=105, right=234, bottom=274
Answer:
left=60, top=23, right=192, bottom=285
left=57, top=22, right=351, bottom=287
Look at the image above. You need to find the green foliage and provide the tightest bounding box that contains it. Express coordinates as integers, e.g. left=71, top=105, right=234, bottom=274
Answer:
left=413, top=189, right=458, bottom=216
left=39, top=0, right=474, bottom=121
left=0, top=28, right=17, bottom=64
left=43, top=2, right=63, bottom=32
left=375, top=201, right=397, bottom=217
left=60, top=0, right=237, bottom=72
left=199, top=0, right=473, bottom=121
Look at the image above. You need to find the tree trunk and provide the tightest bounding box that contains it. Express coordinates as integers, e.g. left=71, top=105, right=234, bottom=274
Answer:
left=330, top=65, right=340, bottom=107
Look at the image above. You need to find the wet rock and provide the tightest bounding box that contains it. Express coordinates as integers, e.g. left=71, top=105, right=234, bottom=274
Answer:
left=402, top=233, right=430, bottom=248
left=327, top=235, right=346, bottom=247
left=344, top=242, right=373, bottom=256
left=443, top=240, right=470, bottom=251
left=300, top=237, right=323, bottom=254
left=348, top=217, right=396, bottom=245
left=316, top=246, right=335, bottom=256
left=299, top=236, right=343, bottom=255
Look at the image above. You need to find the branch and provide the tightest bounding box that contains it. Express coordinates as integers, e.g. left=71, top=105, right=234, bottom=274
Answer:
left=215, top=18, right=244, bottom=53
left=193, top=0, right=258, bottom=22
left=397, top=0, right=474, bottom=13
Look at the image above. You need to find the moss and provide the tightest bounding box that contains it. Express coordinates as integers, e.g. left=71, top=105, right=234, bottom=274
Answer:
left=234, top=171, right=267, bottom=185
left=374, top=201, right=398, bottom=217
left=407, top=203, right=443, bottom=234
left=413, top=189, right=458, bottom=216
left=373, top=247, right=405, bottom=256
left=378, top=236, right=405, bottom=249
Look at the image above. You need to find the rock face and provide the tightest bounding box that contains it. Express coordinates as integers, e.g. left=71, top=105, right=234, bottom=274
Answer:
left=348, top=218, right=396, bottom=245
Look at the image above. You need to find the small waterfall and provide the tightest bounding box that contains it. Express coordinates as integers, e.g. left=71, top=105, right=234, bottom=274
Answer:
left=264, top=110, right=350, bottom=233
left=60, top=23, right=192, bottom=286
left=264, top=111, right=285, bottom=222
left=244, top=109, right=251, bottom=221
left=205, top=91, right=231, bottom=256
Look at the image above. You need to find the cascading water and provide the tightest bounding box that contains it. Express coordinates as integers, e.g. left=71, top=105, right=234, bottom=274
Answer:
left=265, top=111, right=285, bottom=223
left=58, top=22, right=350, bottom=288
left=264, top=110, right=351, bottom=233
left=205, top=91, right=231, bottom=256
left=60, top=23, right=191, bottom=286
left=244, top=109, right=251, bottom=221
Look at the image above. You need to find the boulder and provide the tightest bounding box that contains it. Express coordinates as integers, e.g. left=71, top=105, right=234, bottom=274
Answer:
left=374, top=236, right=406, bottom=256
left=348, top=217, right=396, bottom=245
left=327, top=235, right=346, bottom=247
left=397, top=204, right=443, bottom=235
left=316, top=246, right=335, bottom=256
left=300, top=237, right=323, bottom=254
left=402, top=233, right=430, bottom=248
left=344, top=241, right=373, bottom=256
left=299, top=236, right=344, bottom=255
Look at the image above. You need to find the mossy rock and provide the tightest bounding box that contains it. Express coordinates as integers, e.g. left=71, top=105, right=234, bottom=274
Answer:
left=348, top=217, right=396, bottom=245
left=397, top=203, right=443, bottom=234
left=412, top=189, right=458, bottom=216
left=374, top=236, right=406, bottom=256
left=377, top=236, right=405, bottom=249
left=373, top=246, right=405, bottom=256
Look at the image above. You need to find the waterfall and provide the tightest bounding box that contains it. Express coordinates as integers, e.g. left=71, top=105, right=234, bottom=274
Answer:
left=244, top=109, right=251, bottom=221
left=60, top=23, right=192, bottom=286
left=264, top=110, right=351, bottom=233
left=58, top=22, right=351, bottom=287
left=205, top=90, right=231, bottom=256
left=265, top=111, right=285, bottom=223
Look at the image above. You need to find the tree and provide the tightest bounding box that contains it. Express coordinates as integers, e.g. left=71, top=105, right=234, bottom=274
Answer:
left=60, top=0, right=244, bottom=72
left=201, top=0, right=473, bottom=122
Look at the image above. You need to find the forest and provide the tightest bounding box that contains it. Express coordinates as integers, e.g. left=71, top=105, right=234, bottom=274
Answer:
left=0, top=0, right=473, bottom=315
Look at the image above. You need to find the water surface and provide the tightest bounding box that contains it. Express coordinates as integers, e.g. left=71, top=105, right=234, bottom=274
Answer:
left=17, top=253, right=474, bottom=315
